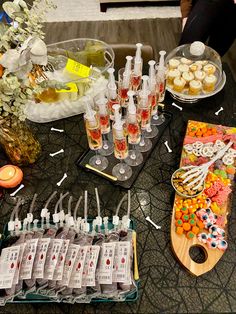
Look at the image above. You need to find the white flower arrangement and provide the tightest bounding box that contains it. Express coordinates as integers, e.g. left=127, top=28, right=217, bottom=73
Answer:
left=0, top=0, right=55, bottom=120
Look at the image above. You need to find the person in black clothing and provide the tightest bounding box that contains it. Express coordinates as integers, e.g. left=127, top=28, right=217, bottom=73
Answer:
left=179, top=0, right=236, bottom=56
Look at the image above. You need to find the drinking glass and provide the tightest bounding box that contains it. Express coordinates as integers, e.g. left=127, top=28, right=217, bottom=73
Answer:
left=84, top=112, right=108, bottom=171
left=112, top=124, right=132, bottom=181
left=118, top=68, right=131, bottom=108
left=136, top=91, right=152, bottom=152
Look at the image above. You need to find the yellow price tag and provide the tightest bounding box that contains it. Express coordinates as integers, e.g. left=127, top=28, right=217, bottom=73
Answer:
left=65, top=58, right=91, bottom=78
left=56, top=82, right=78, bottom=93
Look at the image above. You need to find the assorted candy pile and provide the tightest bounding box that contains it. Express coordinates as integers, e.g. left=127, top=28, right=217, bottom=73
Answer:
left=174, top=121, right=236, bottom=250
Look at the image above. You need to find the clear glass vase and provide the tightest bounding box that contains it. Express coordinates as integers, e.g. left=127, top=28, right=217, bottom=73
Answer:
left=0, top=115, right=41, bottom=166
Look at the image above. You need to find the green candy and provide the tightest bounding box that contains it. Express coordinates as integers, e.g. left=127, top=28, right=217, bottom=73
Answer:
left=219, top=170, right=227, bottom=179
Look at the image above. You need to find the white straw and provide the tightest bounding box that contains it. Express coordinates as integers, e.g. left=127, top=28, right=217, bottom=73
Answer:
left=84, top=190, right=88, bottom=223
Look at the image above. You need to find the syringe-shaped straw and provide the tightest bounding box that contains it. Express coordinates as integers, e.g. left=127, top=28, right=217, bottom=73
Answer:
left=148, top=60, right=156, bottom=92
left=158, top=50, right=166, bottom=72
left=141, top=75, right=150, bottom=94
left=107, top=68, right=116, bottom=89
left=113, top=104, right=124, bottom=138
left=148, top=60, right=156, bottom=81
left=107, top=68, right=117, bottom=100
left=84, top=97, right=97, bottom=127
left=123, top=56, right=133, bottom=88
left=127, top=90, right=136, bottom=122
left=97, top=97, right=108, bottom=116
left=127, top=90, right=135, bottom=108
left=134, top=43, right=143, bottom=75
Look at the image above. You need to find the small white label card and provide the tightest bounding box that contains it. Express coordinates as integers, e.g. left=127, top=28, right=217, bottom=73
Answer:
left=113, top=241, right=131, bottom=283
left=53, top=239, right=70, bottom=281
left=32, top=238, right=51, bottom=279
left=13, top=243, right=26, bottom=285
left=82, top=245, right=100, bottom=287
left=59, top=244, right=80, bottom=286
left=19, top=238, right=39, bottom=280
left=0, top=245, right=21, bottom=289
left=97, top=242, right=116, bottom=285
left=44, top=239, right=63, bottom=280
left=68, top=246, right=88, bottom=289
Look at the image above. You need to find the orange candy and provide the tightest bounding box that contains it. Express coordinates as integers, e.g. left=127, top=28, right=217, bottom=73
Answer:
left=181, top=207, right=189, bottom=214
left=175, top=212, right=182, bottom=219
left=176, top=227, right=184, bottom=235
left=183, top=222, right=191, bottom=231
left=175, top=220, right=183, bottom=227
left=192, top=226, right=200, bottom=234
left=226, top=166, right=235, bottom=175
left=186, top=231, right=195, bottom=239
left=197, top=220, right=205, bottom=230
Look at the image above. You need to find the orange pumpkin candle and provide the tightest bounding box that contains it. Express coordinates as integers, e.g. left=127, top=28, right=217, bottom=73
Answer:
left=0, top=165, right=23, bottom=188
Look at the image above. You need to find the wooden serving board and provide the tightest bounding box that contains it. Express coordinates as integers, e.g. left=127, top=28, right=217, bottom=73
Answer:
left=171, top=120, right=236, bottom=276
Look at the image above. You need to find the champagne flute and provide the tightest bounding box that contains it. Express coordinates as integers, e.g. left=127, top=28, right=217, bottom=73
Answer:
left=152, top=53, right=167, bottom=126
left=84, top=98, right=108, bottom=171
left=118, top=56, right=132, bottom=108
left=96, top=98, right=114, bottom=156
left=125, top=91, right=143, bottom=166
left=137, top=89, right=152, bottom=153
left=131, top=43, right=143, bottom=91
left=112, top=105, right=132, bottom=181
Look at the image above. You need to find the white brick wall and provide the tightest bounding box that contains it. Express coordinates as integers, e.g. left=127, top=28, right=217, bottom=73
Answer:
left=46, top=0, right=180, bottom=22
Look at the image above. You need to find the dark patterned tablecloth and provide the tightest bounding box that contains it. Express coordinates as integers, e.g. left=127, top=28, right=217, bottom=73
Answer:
left=0, top=64, right=236, bottom=314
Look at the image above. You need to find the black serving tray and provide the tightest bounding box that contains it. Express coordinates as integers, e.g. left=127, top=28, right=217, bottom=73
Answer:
left=76, top=111, right=172, bottom=189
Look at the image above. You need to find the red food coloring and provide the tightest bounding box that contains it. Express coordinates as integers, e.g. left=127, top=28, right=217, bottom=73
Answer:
left=90, top=261, right=94, bottom=267
left=52, top=255, right=56, bottom=260
left=115, top=139, right=127, bottom=152
left=77, top=262, right=81, bottom=269
left=106, top=259, right=110, bottom=265
left=100, top=115, right=109, bottom=126
left=141, top=109, right=150, bottom=121
left=11, top=263, right=14, bottom=269
left=121, top=257, right=125, bottom=264
left=131, top=75, right=141, bottom=87
left=28, top=255, right=32, bottom=261
left=40, top=254, right=44, bottom=260
left=119, top=88, right=128, bottom=99
left=60, top=256, right=63, bottom=261
left=89, top=129, right=101, bottom=140
left=127, top=124, right=139, bottom=135
left=68, top=260, right=71, bottom=267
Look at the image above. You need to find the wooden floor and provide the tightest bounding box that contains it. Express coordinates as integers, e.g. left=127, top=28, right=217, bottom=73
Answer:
left=44, top=18, right=236, bottom=81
